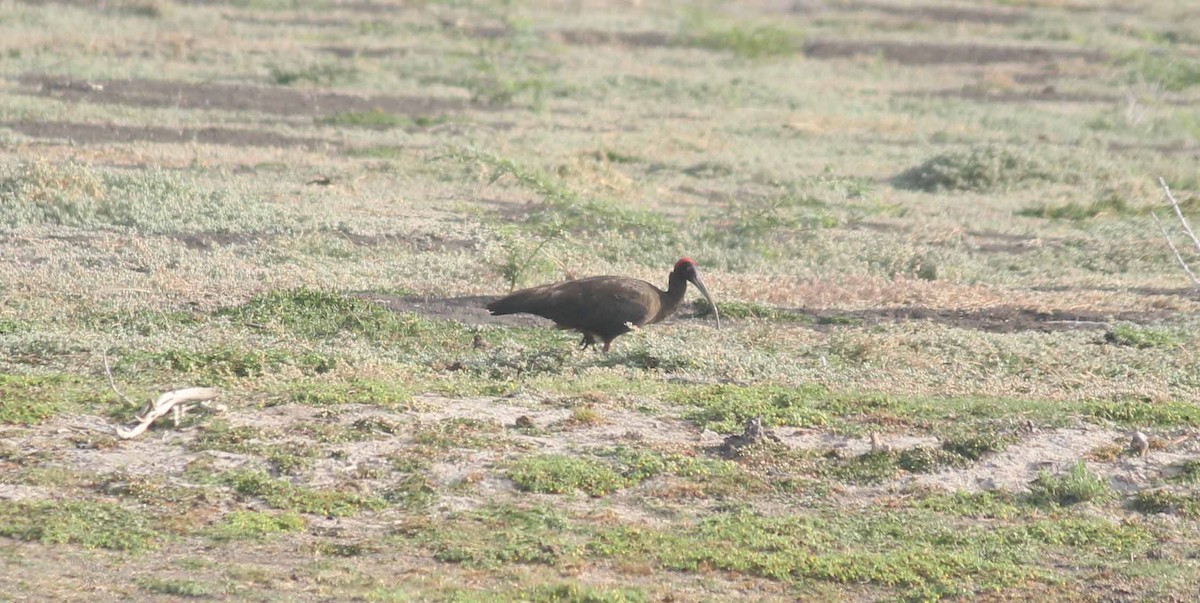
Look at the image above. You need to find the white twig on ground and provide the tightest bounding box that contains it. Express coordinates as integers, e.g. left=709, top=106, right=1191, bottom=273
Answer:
left=1160, top=177, right=1200, bottom=255
left=1154, top=178, right=1200, bottom=290
left=102, top=349, right=136, bottom=408
left=116, top=388, right=223, bottom=439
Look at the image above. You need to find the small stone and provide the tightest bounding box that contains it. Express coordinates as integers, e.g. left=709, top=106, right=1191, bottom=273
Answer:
left=514, top=415, right=535, bottom=429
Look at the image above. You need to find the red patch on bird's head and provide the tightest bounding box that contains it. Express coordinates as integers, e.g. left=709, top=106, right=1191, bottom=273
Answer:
left=674, top=257, right=696, bottom=271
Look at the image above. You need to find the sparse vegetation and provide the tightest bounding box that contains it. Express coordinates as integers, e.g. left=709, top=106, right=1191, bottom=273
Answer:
left=1027, top=462, right=1112, bottom=507
left=3, top=0, right=1200, bottom=600
left=1104, top=323, right=1184, bottom=348
left=208, top=510, right=306, bottom=541
left=0, top=501, right=163, bottom=551
left=0, top=160, right=291, bottom=233
left=894, top=145, right=1061, bottom=193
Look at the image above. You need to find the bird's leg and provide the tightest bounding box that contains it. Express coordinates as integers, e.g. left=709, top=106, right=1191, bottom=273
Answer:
left=579, top=333, right=596, bottom=350
left=601, top=340, right=611, bottom=353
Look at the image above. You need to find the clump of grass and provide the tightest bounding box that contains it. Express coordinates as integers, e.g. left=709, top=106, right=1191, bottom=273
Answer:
left=589, top=149, right=641, bottom=164
left=0, top=500, right=162, bottom=551
left=427, top=505, right=576, bottom=567
left=209, top=511, right=306, bottom=541
left=218, top=288, right=438, bottom=342
left=507, top=455, right=625, bottom=496
left=1018, top=192, right=1133, bottom=220
left=1027, top=461, right=1112, bottom=506
left=269, top=62, right=357, bottom=86
left=517, top=584, right=648, bottom=602
left=384, top=473, right=438, bottom=509
left=1120, top=49, right=1200, bottom=91
left=681, top=13, right=801, bottom=59
left=894, top=145, right=1060, bottom=193
left=132, top=346, right=336, bottom=381
left=567, top=404, right=605, bottom=426
left=693, top=298, right=809, bottom=323
left=110, top=0, right=170, bottom=17
left=707, top=193, right=837, bottom=252
left=1084, top=399, right=1200, bottom=427
left=941, top=431, right=1019, bottom=461
left=600, top=346, right=699, bottom=372
left=673, top=384, right=830, bottom=433
left=414, top=418, right=510, bottom=451
left=916, top=491, right=1024, bottom=520
left=1104, top=323, right=1184, bottom=349
left=226, top=470, right=386, bottom=517
left=288, top=379, right=412, bottom=408
left=1129, top=489, right=1200, bottom=518
left=823, top=447, right=970, bottom=484
left=138, top=578, right=216, bottom=598
left=0, top=374, right=65, bottom=424
left=319, top=110, right=449, bottom=130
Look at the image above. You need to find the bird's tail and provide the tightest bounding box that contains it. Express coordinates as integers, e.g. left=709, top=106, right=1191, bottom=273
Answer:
left=486, top=290, right=539, bottom=316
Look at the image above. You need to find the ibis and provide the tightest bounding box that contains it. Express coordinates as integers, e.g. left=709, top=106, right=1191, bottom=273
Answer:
left=486, top=258, right=720, bottom=352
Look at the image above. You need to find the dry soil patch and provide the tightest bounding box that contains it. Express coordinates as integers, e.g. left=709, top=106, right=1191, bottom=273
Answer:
left=18, top=75, right=468, bottom=118
left=3, top=120, right=332, bottom=149
left=804, top=40, right=1105, bottom=65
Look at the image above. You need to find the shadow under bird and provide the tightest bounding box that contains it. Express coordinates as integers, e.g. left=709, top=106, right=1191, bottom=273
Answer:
left=485, top=258, right=720, bottom=352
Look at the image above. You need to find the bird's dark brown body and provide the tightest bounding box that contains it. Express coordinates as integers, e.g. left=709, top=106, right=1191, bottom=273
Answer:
left=486, top=258, right=719, bottom=352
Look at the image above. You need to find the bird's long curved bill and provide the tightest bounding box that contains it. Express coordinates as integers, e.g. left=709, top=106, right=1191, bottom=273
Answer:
left=691, top=275, right=720, bottom=329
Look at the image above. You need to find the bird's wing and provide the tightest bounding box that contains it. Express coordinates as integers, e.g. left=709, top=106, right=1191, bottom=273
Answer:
left=489, top=276, right=657, bottom=334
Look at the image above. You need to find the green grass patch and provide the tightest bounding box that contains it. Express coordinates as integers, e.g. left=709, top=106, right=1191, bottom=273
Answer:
left=0, top=374, right=66, bottom=424
left=1084, top=399, right=1200, bottom=427
left=1103, top=323, right=1184, bottom=349
left=894, top=145, right=1063, bottom=193
left=821, top=447, right=971, bottom=484
left=1027, top=461, right=1112, bottom=507
left=129, top=346, right=337, bottom=381
left=288, top=378, right=413, bottom=408
left=693, top=298, right=809, bottom=322
left=426, top=505, right=578, bottom=567
left=680, top=12, right=801, bottom=59
left=0, top=500, right=162, bottom=551
left=940, top=430, right=1019, bottom=460
left=587, top=508, right=1036, bottom=598
left=225, top=470, right=387, bottom=517
left=1018, top=192, right=1135, bottom=220
left=218, top=288, right=442, bottom=342
left=1120, top=49, right=1200, bottom=91
left=318, top=110, right=447, bottom=130
left=508, top=448, right=751, bottom=497
left=915, top=491, right=1025, bottom=519
left=208, top=510, right=307, bottom=541
left=1130, top=489, right=1200, bottom=518
left=269, top=62, right=357, bottom=86
left=508, top=455, right=626, bottom=496
left=414, top=418, right=508, bottom=450
left=138, top=578, right=217, bottom=598
left=672, top=384, right=831, bottom=432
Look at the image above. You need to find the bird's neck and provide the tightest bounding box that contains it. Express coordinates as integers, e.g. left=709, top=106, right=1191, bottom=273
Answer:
left=655, top=273, right=688, bottom=321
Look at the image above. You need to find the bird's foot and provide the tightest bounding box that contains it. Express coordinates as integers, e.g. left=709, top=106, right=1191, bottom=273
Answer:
left=579, top=334, right=596, bottom=350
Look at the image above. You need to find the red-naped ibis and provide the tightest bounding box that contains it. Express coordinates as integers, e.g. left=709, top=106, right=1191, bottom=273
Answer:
left=486, top=258, right=720, bottom=352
